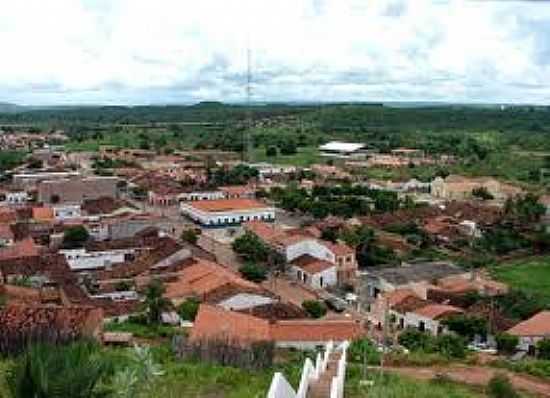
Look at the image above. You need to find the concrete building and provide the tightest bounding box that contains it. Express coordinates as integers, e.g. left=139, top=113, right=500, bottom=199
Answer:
left=403, top=304, right=463, bottom=336
left=508, top=311, right=550, bottom=354
left=181, top=199, right=275, bottom=226
left=38, top=176, right=118, bottom=205
left=60, top=247, right=136, bottom=271
left=13, top=171, right=80, bottom=190
left=431, top=175, right=522, bottom=202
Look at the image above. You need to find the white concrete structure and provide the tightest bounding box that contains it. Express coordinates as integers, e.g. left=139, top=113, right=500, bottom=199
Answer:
left=267, top=341, right=349, bottom=398
left=181, top=198, right=275, bottom=226
left=403, top=304, right=463, bottom=336
left=282, top=238, right=335, bottom=263
left=319, top=141, right=367, bottom=158
left=4, top=191, right=28, bottom=205
left=178, top=190, right=225, bottom=202
left=53, top=205, right=82, bottom=220
left=290, top=260, right=337, bottom=289
left=60, top=248, right=135, bottom=271
left=218, top=293, right=275, bottom=311
left=249, top=162, right=297, bottom=181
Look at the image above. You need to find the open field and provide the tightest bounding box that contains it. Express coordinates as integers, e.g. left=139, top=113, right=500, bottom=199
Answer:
left=491, top=256, right=550, bottom=306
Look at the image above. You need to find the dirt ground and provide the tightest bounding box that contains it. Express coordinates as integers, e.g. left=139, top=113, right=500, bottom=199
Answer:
left=380, top=365, right=550, bottom=397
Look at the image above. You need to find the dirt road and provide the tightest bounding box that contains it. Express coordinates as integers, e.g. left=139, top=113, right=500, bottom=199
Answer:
left=380, top=365, right=550, bottom=397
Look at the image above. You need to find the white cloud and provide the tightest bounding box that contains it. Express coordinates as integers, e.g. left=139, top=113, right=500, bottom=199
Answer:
left=0, top=0, right=549, bottom=105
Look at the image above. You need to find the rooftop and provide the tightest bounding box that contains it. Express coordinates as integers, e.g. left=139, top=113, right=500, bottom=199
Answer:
left=291, top=254, right=335, bottom=274
left=319, top=141, right=366, bottom=152
left=508, top=311, right=550, bottom=337
left=365, top=261, right=465, bottom=286
left=412, top=304, right=463, bottom=320
left=187, top=198, right=270, bottom=212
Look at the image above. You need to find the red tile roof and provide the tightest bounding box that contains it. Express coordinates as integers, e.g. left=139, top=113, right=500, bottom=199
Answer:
left=0, top=207, right=17, bottom=224
left=0, top=237, right=40, bottom=261
left=164, top=258, right=261, bottom=300
left=188, top=199, right=269, bottom=212
left=0, top=223, right=14, bottom=240
left=32, top=207, right=54, bottom=221
left=412, top=304, right=463, bottom=320
left=508, top=311, right=550, bottom=337
left=291, top=254, right=335, bottom=274
left=191, top=304, right=364, bottom=344
left=190, top=304, right=271, bottom=343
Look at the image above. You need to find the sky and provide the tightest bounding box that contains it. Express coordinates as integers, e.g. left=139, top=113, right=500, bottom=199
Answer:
left=1, top=0, right=550, bottom=106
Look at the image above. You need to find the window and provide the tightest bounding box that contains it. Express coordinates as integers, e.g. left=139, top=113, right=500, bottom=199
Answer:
left=319, top=276, right=324, bottom=287
left=419, top=321, right=426, bottom=332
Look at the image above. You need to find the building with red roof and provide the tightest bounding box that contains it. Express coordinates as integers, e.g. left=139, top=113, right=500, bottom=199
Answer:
left=508, top=311, right=550, bottom=354
left=190, top=304, right=363, bottom=349
left=181, top=198, right=275, bottom=226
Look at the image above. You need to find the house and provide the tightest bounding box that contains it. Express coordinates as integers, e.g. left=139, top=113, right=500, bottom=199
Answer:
left=60, top=247, right=137, bottom=271
left=219, top=185, right=256, bottom=199
left=248, top=163, right=296, bottom=182
left=53, top=204, right=82, bottom=220
left=0, top=224, right=14, bottom=246
left=360, top=261, right=468, bottom=301
left=12, top=171, right=81, bottom=190
left=38, top=176, right=118, bottom=205
left=0, top=237, right=41, bottom=261
left=181, top=199, right=275, bottom=226
left=507, top=311, right=550, bottom=354
left=163, top=258, right=271, bottom=307
left=319, top=141, right=367, bottom=159
left=404, top=304, right=464, bottom=336
left=431, top=175, right=522, bottom=202
left=178, top=190, right=225, bottom=202
left=3, top=191, right=28, bottom=205
left=190, top=304, right=363, bottom=349
left=290, top=254, right=337, bottom=289
left=245, top=221, right=358, bottom=287
left=0, top=305, right=104, bottom=354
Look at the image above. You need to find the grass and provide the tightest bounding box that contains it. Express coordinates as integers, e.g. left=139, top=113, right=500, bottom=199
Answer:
left=104, top=320, right=182, bottom=340
left=492, top=358, right=550, bottom=380
left=345, top=367, right=485, bottom=398
left=491, top=256, right=550, bottom=307
left=250, top=146, right=322, bottom=166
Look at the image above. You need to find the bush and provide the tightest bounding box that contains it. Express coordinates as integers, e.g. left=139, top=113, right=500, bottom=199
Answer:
left=442, top=315, right=487, bottom=341
left=487, top=373, right=520, bottom=398
left=232, top=232, right=269, bottom=262
left=348, top=338, right=381, bottom=365
left=434, top=334, right=466, bottom=359
left=178, top=298, right=201, bottom=322
left=180, top=228, right=199, bottom=245
left=398, top=328, right=433, bottom=352
left=238, top=263, right=268, bottom=283
left=302, top=300, right=327, bottom=319
left=496, top=333, right=519, bottom=355
left=265, top=146, right=278, bottom=157
left=62, top=225, right=90, bottom=249
left=537, top=338, right=550, bottom=360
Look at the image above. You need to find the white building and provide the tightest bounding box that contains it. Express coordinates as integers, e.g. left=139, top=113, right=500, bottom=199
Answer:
left=53, top=205, right=82, bottom=220
left=4, top=191, right=28, bottom=205
left=290, top=254, right=337, bottom=289
left=403, top=304, right=463, bottom=336
left=60, top=248, right=136, bottom=271
left=181, top=198, right=275, bottom=226
left=319, top=141, right=367, bottom=159
left=178, top=190, right=225, bottom=202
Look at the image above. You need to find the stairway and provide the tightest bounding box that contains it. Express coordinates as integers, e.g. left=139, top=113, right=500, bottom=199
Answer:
left=307, top=352, right=342, bottom=398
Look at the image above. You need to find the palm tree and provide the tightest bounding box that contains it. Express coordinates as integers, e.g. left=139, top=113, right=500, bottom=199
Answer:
left=144, top=279, right=171, bottom=324
left=7, top=341, right=110, bottom=398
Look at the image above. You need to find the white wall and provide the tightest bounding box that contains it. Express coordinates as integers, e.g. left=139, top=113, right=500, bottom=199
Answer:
left=404, top=312, right=445, bottom=336
left=53, top=205, right=82, bottom=220
left=61, top=248, right=134, bottom=271
left=285, top=239, right=335, bottom=263
left=181, top=204, right=275, bottom=226
left=291, top=265, right=337, bottom=289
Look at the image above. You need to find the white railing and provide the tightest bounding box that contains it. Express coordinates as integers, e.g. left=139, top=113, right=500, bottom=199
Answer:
left=266, top=340, right=349, bottom=398
left=329, top=341, right=349, bottom=398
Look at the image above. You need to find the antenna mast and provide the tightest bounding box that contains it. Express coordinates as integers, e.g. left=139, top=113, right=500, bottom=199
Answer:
left=244, top=44, right=252, bottom=163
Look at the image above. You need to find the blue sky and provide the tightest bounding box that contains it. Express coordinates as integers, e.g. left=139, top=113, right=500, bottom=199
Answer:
left=1, top=0, right=550, bottom=105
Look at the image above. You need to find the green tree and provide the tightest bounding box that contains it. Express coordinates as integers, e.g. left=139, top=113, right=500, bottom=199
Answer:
left=232, top=231, right=269, bottom=262
left=442, top=315, right=487, bottom=341
left=302, top=300, right=327, bottom=319
left=265, top=146, right=278, bottom=157
left=279, top=139, right=297, bottom=155
left=239, top=263, right=268, bottom=283
left=177, top=297, right=201, bottom=321
left=62, top=226, right=90, bottom=249
left=495, top=333, right=519, bottom=355
left=434, top=334, right=466, bottom=359
left=144, top=279, right=171, bottom=324
left=537, top=338, right=550, bottom=360
left=180, top=228, right=199, bottom=245
left=398, top=328, right=433, bottom=352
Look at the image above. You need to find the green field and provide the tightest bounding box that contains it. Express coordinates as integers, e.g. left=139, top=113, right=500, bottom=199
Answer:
left=492, top=256, right=550, bottom=306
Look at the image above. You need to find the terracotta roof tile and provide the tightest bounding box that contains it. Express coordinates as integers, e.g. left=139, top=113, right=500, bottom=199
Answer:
left=412, top=304, right=463, bottom=320
left=188, top=198, right=269, bottom=212
left=291, top=254, right=334, bottom=274
left=0, top=223, right=14, bottom=240
left=508, top=311, right=550, bottom=337
left=0, top=237, right=40, bottom=261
